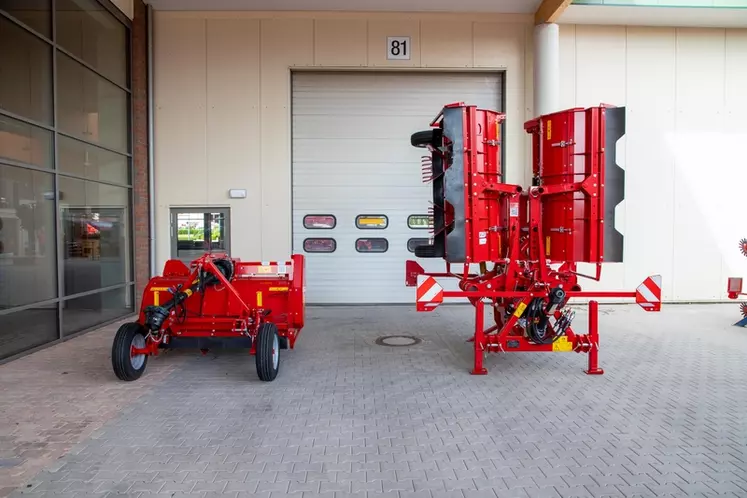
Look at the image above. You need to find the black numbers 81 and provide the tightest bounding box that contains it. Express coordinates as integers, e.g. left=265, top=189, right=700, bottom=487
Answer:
left=390, top=39, right=407, bottom=56
left=387, top=37, right=410, bottom=59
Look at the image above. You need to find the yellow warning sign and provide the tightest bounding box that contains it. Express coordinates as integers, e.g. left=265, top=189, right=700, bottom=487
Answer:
left=513, top=302, right=527, bottom=318
left=256, top=291, right=263, bottom=307
left=546, top=236, right=551, bottom=257
left=546, top=120, right=552, bottom=141
left=257, top=266, right=272, bottom=274
left=269, top=287, right=288, bottom=292
left=552, top=335, right=573, bottom=352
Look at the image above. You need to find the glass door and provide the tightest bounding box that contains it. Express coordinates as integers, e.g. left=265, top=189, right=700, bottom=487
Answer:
left=170, top=208, right=230, bottom=263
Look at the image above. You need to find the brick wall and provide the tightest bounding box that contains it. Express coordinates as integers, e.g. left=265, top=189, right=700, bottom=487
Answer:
left=131, top=0, right=150, bottom=307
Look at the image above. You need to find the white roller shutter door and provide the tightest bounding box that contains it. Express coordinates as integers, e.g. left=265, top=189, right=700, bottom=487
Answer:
left=292, top=71, right=502, bottom=304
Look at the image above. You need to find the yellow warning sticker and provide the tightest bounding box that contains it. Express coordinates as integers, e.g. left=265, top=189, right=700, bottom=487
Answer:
left=546, top=120, right=552, bottom=141
left=514, top=302, right=527, bottom=318
left=546, top=236, right=551, bottom=257
left=552, top=335, right=573, bottom=352
left=269, top=287, right=288, bottom=292
left=256, top=291, right=263, bottom=307
left=257, top=266, right=272, bottom=274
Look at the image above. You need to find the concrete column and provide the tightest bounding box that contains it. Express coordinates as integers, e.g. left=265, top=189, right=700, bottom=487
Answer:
left=533, top=23, right=560, bottom=116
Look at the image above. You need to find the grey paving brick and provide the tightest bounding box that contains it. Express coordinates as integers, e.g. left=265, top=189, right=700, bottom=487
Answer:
left=5, top=306, right=747, bottom=498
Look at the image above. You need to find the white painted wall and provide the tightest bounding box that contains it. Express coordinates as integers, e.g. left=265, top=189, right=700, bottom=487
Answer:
left=153, top=11, right=533, bottom=271
left=560, top=25, right=747, bottom=301
left=152, top=9, right=747, bottom=302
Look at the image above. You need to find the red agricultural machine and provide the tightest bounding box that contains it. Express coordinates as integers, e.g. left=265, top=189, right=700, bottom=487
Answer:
left=726, top=238, right=747, bottom=326
left=111, top=253, right=305, bottom=382
left=406, top=102, right=662, bottom=375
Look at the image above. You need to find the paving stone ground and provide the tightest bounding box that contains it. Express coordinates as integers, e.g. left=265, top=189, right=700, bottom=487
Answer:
left=2, top=303, right=747, bottom=498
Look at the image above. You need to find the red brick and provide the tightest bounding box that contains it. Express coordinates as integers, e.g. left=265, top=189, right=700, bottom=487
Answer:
left=132, top=0, right=150, bottom=308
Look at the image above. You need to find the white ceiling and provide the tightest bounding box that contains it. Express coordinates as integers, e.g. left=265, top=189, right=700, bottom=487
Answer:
left=147, top=0, right=543, bottom=13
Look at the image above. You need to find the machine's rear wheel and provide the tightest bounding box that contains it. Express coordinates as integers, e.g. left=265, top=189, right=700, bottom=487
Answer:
left=112, top=322, right=148, bottom=381
left=256, top=323, right=280, bottom=381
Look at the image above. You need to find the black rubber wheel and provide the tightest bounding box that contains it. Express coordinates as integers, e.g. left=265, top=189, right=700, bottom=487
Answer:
left=255, top=323, right=280, bottom=381
left=112, top=322, right=149, bottom=381
left=411, top=129, right=441, bottom=148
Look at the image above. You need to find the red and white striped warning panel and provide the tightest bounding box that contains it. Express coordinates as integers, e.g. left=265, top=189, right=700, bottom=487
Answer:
left=416, top=275, right=444, bottom=312
left=636, top=275, right=662, bottom=312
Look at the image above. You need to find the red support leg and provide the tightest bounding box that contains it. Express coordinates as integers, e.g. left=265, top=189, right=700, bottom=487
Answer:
left=472, top=300, right=488, bottom=375
left=585, top=300, right=604, bottom=375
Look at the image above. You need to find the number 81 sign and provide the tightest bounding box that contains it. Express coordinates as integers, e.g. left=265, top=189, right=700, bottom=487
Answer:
left=387, top=36, right=411, bottom=60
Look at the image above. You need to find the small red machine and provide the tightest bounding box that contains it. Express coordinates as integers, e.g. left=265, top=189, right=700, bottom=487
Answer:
left=406, top=102, right=661, bottom=375
left=726, top=238, right=747, bottom=323
left=112, top=253, right=305, bottom=382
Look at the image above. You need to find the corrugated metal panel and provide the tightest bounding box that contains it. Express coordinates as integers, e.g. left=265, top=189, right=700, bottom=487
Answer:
left=292, top=71, right=503, bottom=304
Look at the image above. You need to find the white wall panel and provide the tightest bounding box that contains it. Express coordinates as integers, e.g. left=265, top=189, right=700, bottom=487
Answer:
left=154, top=12, right=528, bottom=278
left=292, top=71, right=502, bottom=303
left=559, top=24, right=747, bottom=301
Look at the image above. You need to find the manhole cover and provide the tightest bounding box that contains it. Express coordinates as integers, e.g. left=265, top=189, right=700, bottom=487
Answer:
left=375, top=335, right=422, bottom=347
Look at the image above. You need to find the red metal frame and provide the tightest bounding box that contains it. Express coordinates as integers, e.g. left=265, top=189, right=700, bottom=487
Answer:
left=406, top=103, right=660, bottom=375
left=131, top=253, right=305, bottom=358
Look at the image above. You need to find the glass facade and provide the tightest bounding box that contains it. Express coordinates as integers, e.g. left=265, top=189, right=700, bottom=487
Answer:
left=0, top=1, right=133, bottom=360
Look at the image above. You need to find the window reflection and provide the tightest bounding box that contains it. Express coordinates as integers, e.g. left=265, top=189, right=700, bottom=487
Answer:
left=0, top=0, right=52, bottom=37
left=0, top=305, right=58, bottom=360
left=62, top=285, right=133, bottom=336
left=59, top=177, right=130, bottom=295
left=0, top=115, right=53, bottom=169
left=0, top=164, right=57, bottom=309
left=0, top=15, right=53, bottom=124
left=57, top=52, right=128, bottom=153
left=175, top=211, right=228, bottom=262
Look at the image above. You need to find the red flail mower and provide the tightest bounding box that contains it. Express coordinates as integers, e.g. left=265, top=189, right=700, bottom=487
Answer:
left=111, top=253, right=305, bottom=382
left=406, top=102, right=662, bottom=375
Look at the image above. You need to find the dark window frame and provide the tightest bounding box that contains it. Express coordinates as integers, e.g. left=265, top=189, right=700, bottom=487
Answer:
left=303, top=237, right=337, bottom=253
left=355, top=238, right=389, bottom=253
left=407, top=214, right=432, bottom=230
left=407, top=237, right=430, bottom=253
left=302, top=214, right=337, bottom=230
left=355, top=214, right=389, bottom=230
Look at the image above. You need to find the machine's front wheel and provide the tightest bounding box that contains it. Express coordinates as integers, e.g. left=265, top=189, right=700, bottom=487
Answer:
left=256, top=323, right=280, bottom=381
left=112, top=322, right=149, bottom=381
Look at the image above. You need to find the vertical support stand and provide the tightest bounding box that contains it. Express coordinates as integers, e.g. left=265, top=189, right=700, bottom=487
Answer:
left=472, top=300, right=488, bottom=375
left=585, top=300, right=604, bottom=375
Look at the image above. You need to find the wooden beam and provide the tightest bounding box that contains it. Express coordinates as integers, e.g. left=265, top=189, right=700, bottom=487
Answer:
left=535, top=0, right=573, bottom=24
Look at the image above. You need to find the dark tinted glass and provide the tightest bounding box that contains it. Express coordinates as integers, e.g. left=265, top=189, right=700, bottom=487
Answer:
left=0, top=115, right=53, bottom=168
left=0, top=0, right=52, bottom=38
left=355, top=238, right=388, bottom=253
left=62, top=285, right=133, bottom=336
left=0, top=305, right=58, bottom=360
left=57, top=52, right=128, bottom=153
left=303, top=238, right=336, bottom=253
left=407, top=238, right=430, bottom=253
left=58, top=135, right=129, bottom=185
left=0, top=15, right=53, bottom=123
left=59, top=177, right=130, bottom=295
left=56, top=0, right=127, bottom=86
left=0, top=164, right=57, bottom=309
